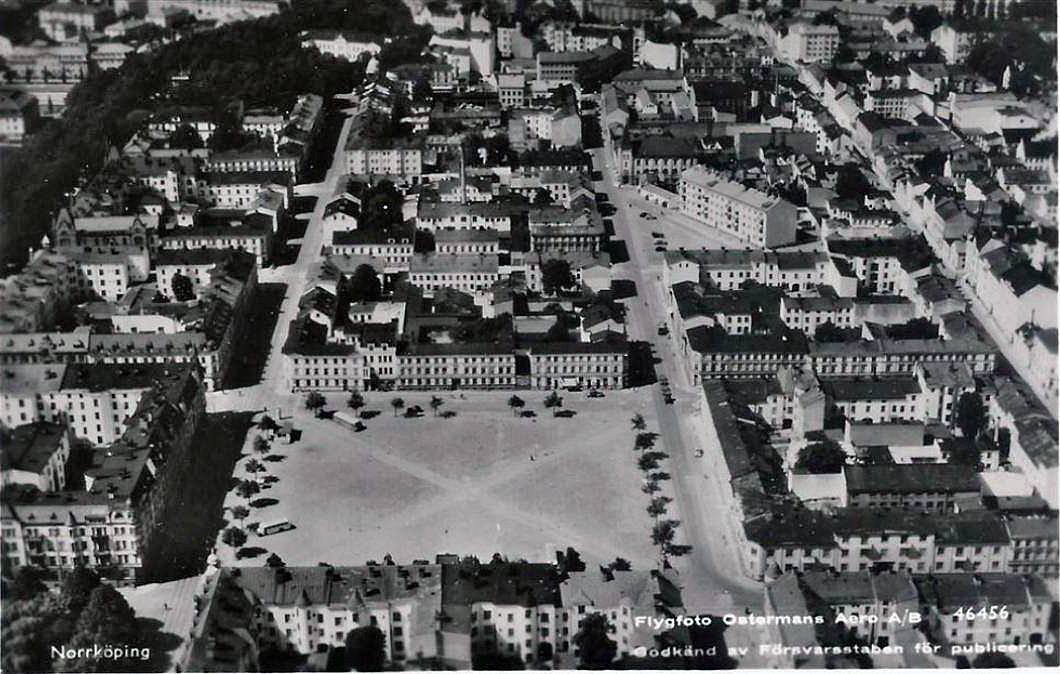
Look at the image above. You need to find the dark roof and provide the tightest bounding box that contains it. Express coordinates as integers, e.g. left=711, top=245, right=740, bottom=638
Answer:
left=441, top=561, right=562, bottom=607
left=821, top=377, right=920, bottom=401
left=60, top=363, right=189, bottom=392
left=0, top=423, right=67, bottom=475
left=844, top=464, right=980, bottom=495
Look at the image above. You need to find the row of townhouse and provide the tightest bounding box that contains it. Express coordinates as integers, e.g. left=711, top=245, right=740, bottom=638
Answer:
left=188, top=561, right=681, bottom=670
left=0, top=366, right=206, bottom=582
left=689, top=330, right=996, bottom=381
left=664, top=249, right=833, bottom=293
left=283, top=323, right=628, bottom=393
left=765, top=571, right=1053, bottom=657
left=0, top=421, right=74, bottom=493
left=723, top=359, right=977, bottom=433
left=0, top=253, right=257, bottom=391
left=742, top=507, right=1016, bottom=580
left=417, top=201, right=515, bottom=232
left=0, top=250, right=85, bottom=334
left=661, top=237, right=937, bottom=300
left=0, top=362, right=169, bottom=447
left=704, top=379, right=1057, bottom=581
left=345, top=134, right=424, bottom=177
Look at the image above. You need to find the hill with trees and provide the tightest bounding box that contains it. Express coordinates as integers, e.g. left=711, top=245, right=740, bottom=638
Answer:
left=0, top=0, right=430, bottom=267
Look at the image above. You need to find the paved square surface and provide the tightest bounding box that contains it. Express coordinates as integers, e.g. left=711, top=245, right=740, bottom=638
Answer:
left=219, top=390, right=660, bottom=568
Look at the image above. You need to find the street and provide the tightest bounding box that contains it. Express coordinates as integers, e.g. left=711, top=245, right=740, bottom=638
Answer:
left=207, top=109, right=357, bottom=416
left=591, top=148, right=762, bottom=612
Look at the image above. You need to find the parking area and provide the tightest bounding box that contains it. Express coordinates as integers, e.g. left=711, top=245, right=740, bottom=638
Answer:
left=216, top=389, right=661, bottom=568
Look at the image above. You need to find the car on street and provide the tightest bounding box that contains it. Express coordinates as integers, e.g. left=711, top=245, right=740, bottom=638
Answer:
left=655, top=245, right=666, bottom=252
left=651, top=231, right=664, bottom=238
left=587, top=389, right=605, bottom=398
left=657, top=324, right=669, bottom=336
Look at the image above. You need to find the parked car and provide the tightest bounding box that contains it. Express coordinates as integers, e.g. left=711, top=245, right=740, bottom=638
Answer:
left=657, top=324, right=669, bottom=336
left=588, top=390, right=605, bottom=398
left=651, top=231, right=664, bottom=238
left=655, top=245, right=666, bottom=252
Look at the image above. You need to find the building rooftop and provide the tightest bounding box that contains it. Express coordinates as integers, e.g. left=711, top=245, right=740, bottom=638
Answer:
left=844, top=464, right=980, bottom=495
left=0, top=422, right=69, bottom=477
left=0, top=363, right=67, bottom=396
left=822, top=377, right=921, bottom=401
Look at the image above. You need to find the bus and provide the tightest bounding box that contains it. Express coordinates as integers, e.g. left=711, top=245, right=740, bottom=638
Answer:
left=258, top=519, right=295, bottom=536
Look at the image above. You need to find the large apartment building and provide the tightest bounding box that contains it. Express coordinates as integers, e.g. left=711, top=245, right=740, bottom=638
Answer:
left=1, top=366, right=206, bottom=581
left=187, top=560, right=681, bottom=670
left=679, top=166, right=798, bottom=248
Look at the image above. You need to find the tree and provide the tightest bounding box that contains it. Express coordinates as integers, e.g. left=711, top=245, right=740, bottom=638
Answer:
left=413, top=228, right=435, bottom=253
left=834, top=164, right=871, bottom=200
left=236, top=479, right=260, bottom=499
left=253, top=435, right=270, bottom=456
left=532, top=187, right=554, bottom=205
left=169, top=123, right=203, bottom=149
left=245, top=457, right=265, bottom=474
left=652, top=519, right=679, bottom=547
left=345, top=625, right=386, bottom=672
left=647, top=496, right=672, bottom=517
left=390, top=397, right=405, bottom=417
left=560, top=546, right=586, bottom=573
left=346, top=264, right=382, bottom=302
left=348, top=391, right=365, bottom=411
left=2, top=595, right=68, bottom=673
left=972, top=652, right=1016, bottom=668
left=641, top=481, right=661, bottom=495
left=537, top=641, right=554, bottom=663
left=610, top=557, right=632, bottom=571
left=634, top=432, right=656, bottom=451
left=60, top=567, right=101, bottom=617
left=60, top=586, right=140, bottom=672
left=544, top=391, right=563, bottom=408
left=631, top=413, right=646, bottom=430
left=638, top=453, right=661, bottom=471
left=5, top=567, right=46, bottom=601
left=795, top=440, right=847, bottom=474
left=649, top=471, right=671, bottom=482
left=908, top=5, right=943, bottom=37
left=429, top=396, right=444, bottom=417
left=814, top=321, right=851, bottom=343
left=573, top=613, right=617, bottom=668
left=305, top=391, right=326, bottom=410
left=230, top=504, right=250, bottom=528
left=265, top=553, right=285, bottom=568
left=508, top=395, right=525, bottom=416
left=222, top=526, right=247, bottom=548
left=541, top=258, right=576, bottom=295
left=546, top=317, right=572, bottom=342
left=955, top=392, right=986, bottom=439
left=257, top=414, right=278, bottom=432
left=171, top=272, right=195, bottom=301
left=665, top=543, right=693, bottom=557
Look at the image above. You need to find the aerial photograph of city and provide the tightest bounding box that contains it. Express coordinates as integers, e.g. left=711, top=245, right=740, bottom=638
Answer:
left=0, top=0, right=1056, bottom=671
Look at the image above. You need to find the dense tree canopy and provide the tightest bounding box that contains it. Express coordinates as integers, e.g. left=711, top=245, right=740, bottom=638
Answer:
left=795, top=440, right=847, bottom=474
left=59, top=586, right=141, bottom=672
left=542, top=258, right=576, bottom=295
left=0, top=0, right=426, bottom=266
left=574, top=613, right=618, bottom=668
left=955, top=392, right=987, bottom=440
left=345, top=625, right=386, bottom=672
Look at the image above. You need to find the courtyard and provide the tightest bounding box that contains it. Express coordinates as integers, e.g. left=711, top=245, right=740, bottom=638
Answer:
left=217, top=389, right=661, bottom=569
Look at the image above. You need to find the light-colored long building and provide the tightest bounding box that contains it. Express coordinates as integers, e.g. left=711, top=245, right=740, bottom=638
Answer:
left=679, top=166, right=798, bottom=248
